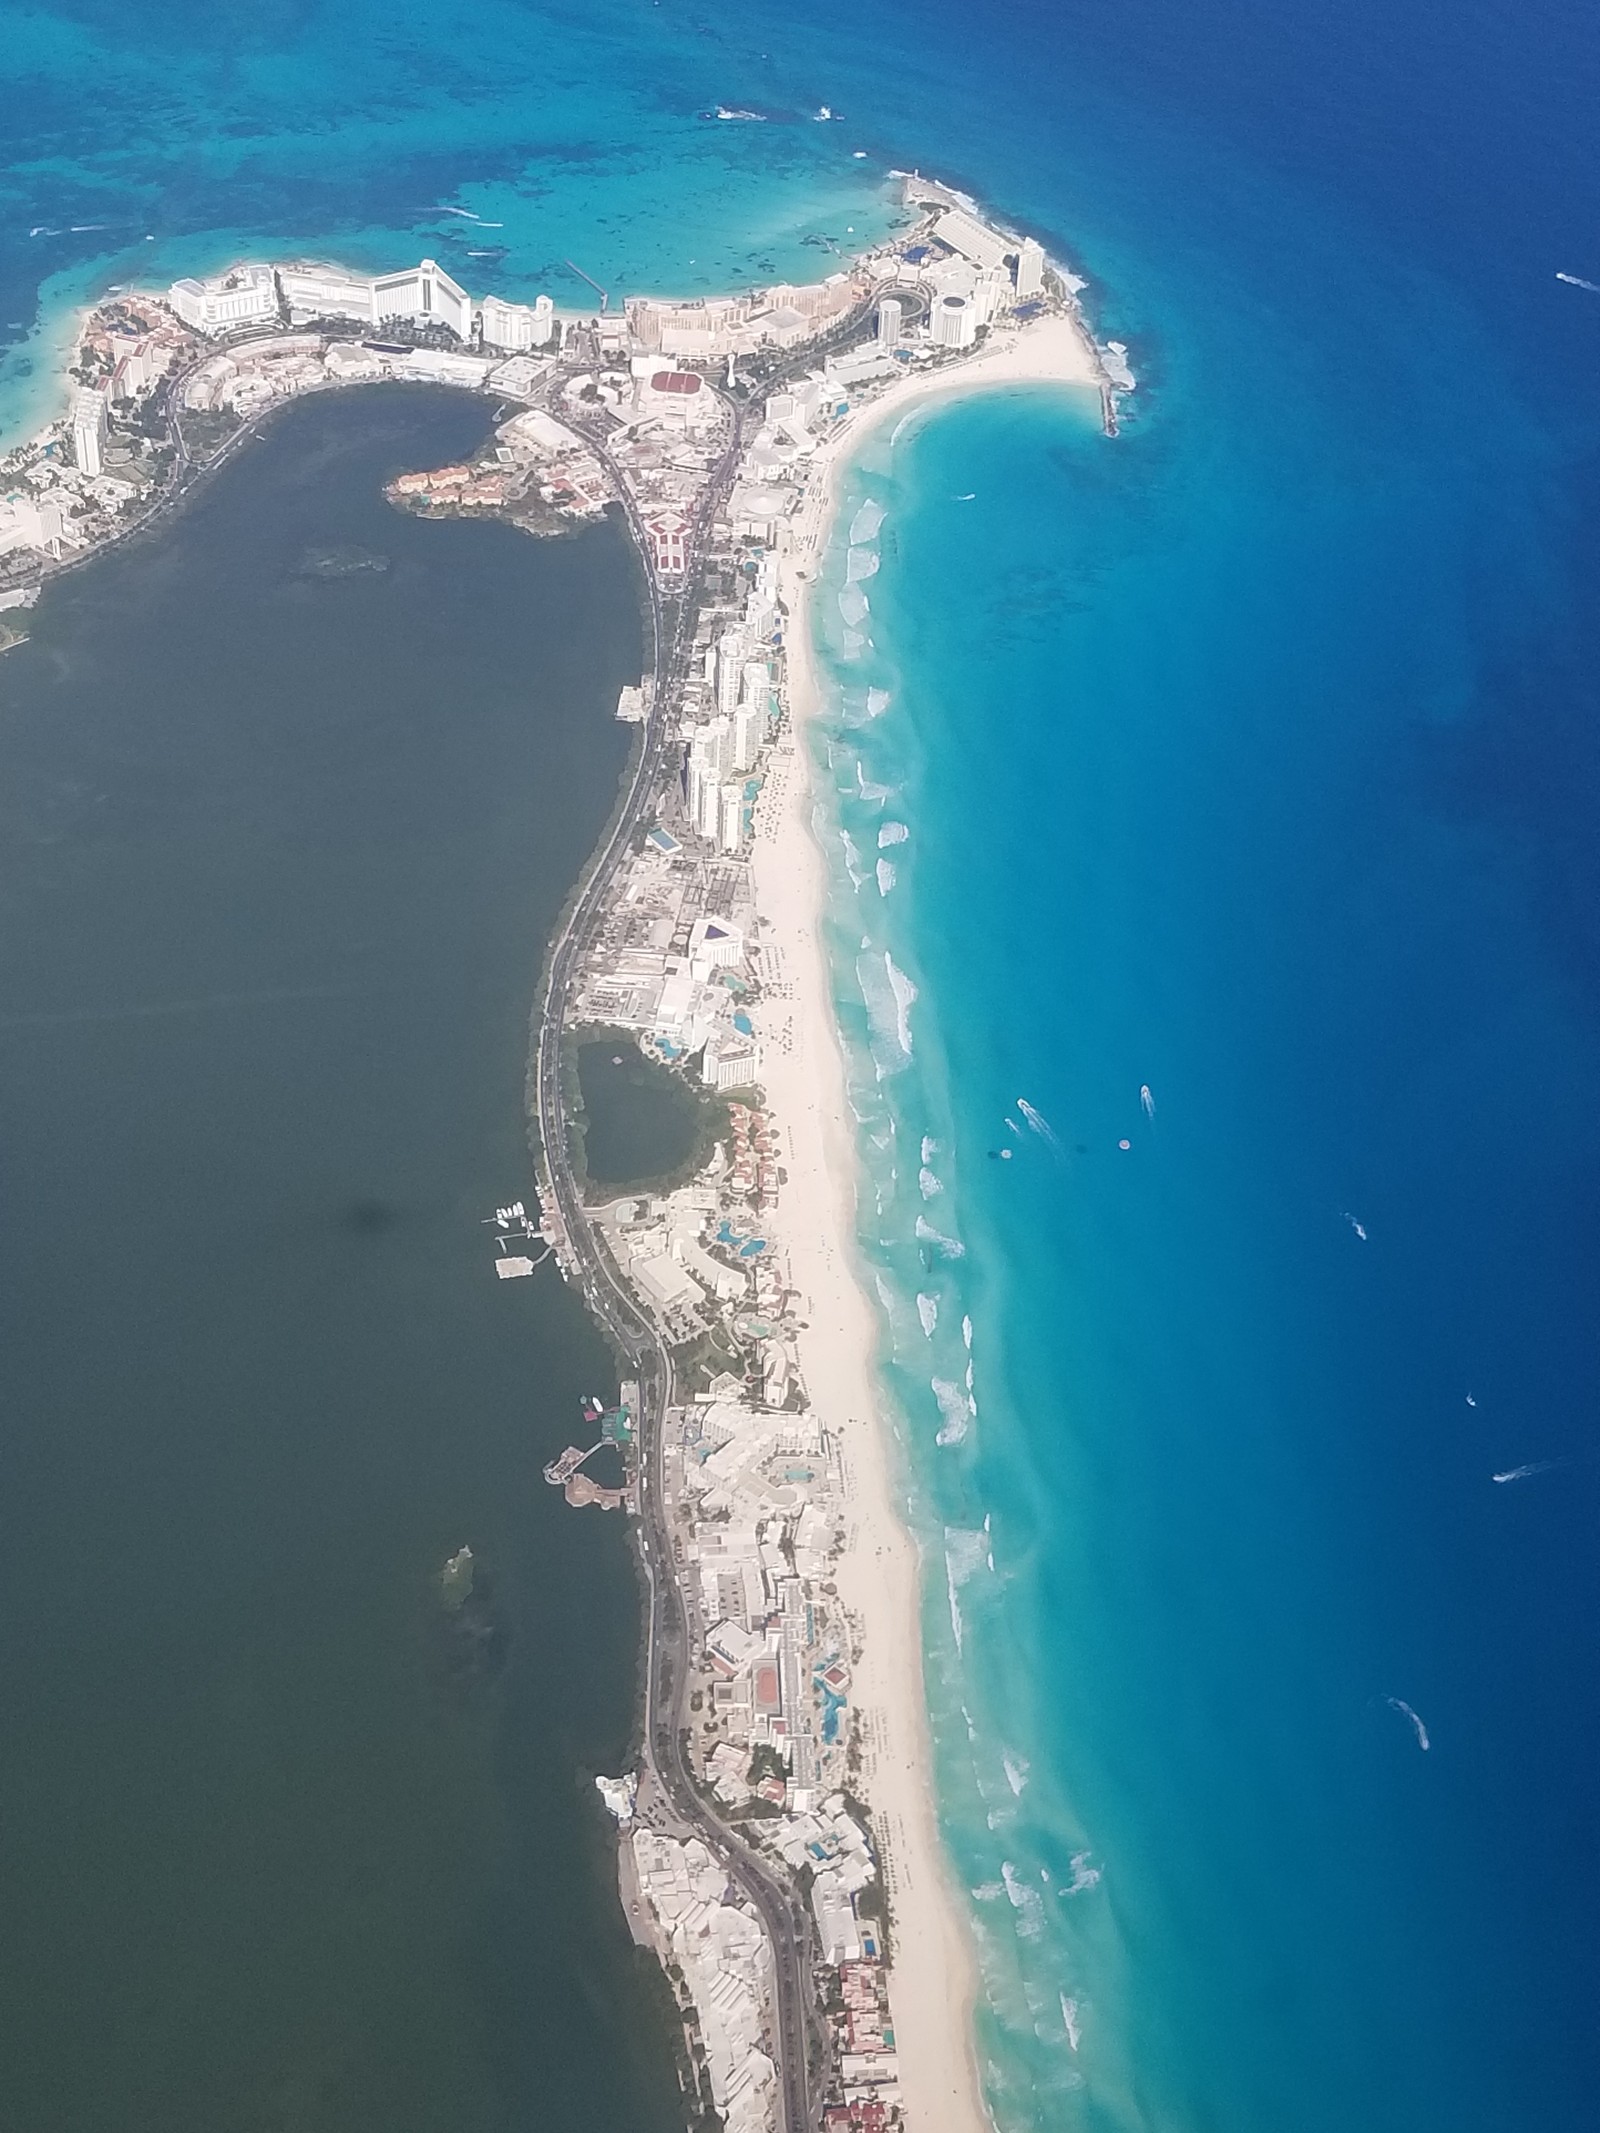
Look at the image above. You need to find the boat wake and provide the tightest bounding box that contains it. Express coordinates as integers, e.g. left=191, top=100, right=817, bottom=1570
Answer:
left=1387, top=1696, right=1431, bottom=1751
left=1017, top=1096, right=1064, bottom=1154
left=1493, top=1458, right=1567, bottom=1484
left=1556, top=270, right=1600, bottom=292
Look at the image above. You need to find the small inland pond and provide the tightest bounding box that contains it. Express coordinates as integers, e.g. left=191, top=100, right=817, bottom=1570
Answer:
left=574, top=1037, right=722, bottom=1190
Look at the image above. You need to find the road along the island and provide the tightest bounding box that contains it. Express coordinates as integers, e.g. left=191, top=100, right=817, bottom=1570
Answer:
left=527, top=385, right=827, bottom=2133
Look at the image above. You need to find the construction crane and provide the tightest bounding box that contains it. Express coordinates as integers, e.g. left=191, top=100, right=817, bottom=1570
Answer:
left=564, top=259, right=609, bottom=312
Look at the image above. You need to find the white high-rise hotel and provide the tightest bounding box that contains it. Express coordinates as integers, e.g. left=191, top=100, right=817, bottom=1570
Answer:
left=173, top=258, right=492, bottom=342
left=715, top=627, right=747, bottom=717
left=71, top=386, right=107, bottom=477
left=169, top=263, right=279, bottom=335
left=481, top=293, right=557, bottom=351
left=686, top=718, right=734, bottom=841
left=685, top=674, right=765, bottom=853
left=932, top=293, right=977, bottom=350
left=369, top=259, right=474, bottom=338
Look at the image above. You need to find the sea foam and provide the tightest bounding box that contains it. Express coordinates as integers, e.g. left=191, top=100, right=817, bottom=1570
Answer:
left=917, top=1214, right=965, bottom=1259
left=934, top=1376, right=971, bottom=1445
left=855, top=949, right=917, bottom=1075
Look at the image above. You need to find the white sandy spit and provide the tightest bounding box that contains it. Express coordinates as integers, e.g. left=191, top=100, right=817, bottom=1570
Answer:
left=751, top=309, right=1095, bottom=2131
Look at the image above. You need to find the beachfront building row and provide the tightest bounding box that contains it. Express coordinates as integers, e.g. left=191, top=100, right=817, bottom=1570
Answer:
left=168, top=259, right=560, bottom=352
left=553, top=180, right=1097, bottom=2131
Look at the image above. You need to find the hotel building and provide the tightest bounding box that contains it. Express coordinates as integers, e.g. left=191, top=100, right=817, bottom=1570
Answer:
left=932, top=292, right=977, bottom=350
left=480, top=292, right=557, bottom=351
left=370, top=259, right=473, bottom=339
left=167, top=264, right=280, bottom=336
left=71, top=387, right=107, bottom=476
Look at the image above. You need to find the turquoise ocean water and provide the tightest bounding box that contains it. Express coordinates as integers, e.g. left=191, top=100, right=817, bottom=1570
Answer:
left=5, top=1, right=1599, bottom=2127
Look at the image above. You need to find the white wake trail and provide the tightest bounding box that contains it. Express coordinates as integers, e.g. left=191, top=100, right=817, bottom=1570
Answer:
left=1017, top=1097, right=1064, bottom=1155
left=1387, top=1697, right=1430, bottom=1751
left=1493, top=1459, right=1567, bottom=1484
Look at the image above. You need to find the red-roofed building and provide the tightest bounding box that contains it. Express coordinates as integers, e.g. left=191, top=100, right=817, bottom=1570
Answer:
left=642, top=508, right=690, bottom=575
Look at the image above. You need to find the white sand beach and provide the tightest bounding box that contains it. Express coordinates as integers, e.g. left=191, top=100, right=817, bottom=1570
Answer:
left=750, top=310, right=1097, bottom=2130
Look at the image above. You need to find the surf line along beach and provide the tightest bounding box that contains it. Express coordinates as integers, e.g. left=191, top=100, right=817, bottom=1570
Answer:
left=746, top=308, right=1098, bottom=2130
left=541, top=287, right=1102, bottom=2124
left=540, top=280, right=1103, bottom=2126
left=8, top=185, right=1118, bottom=2132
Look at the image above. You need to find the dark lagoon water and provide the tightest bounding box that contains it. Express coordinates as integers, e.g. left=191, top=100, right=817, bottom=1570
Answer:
left=0, top=386, right=681, bottom=2133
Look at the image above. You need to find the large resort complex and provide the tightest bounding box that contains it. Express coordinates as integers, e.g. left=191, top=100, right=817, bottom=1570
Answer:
left=0, top=178, right=1129, bottom=2132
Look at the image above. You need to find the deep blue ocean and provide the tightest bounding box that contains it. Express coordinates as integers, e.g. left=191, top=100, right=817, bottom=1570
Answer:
left=5, top=2, right=1599, bottom=2128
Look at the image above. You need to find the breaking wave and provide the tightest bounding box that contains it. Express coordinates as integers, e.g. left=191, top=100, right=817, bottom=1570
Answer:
left=1064, top=1849, right=1102, bottom=1895
left=854, top=950, right=916, bottom=1075
left=837, top=827, right=866, bottom=888
left=1001, top=1860, right=1047, bottom=1938
left=916, top=1214, right=966, bottom=1259
left=934, top=1376, right=971, bottom=1445
left=849, top=499, right=886, bottom=543
left=943, top=1523, right=991, bottom=1649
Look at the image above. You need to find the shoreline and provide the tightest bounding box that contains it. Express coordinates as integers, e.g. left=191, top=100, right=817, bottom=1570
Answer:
left=750, top=307, right=1099, bottom=2130
left=8, top=196, right=1125, bottom=2132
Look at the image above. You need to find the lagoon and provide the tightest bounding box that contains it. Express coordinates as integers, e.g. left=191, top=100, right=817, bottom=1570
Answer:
left=0, top=384, right=679, bottom=2133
